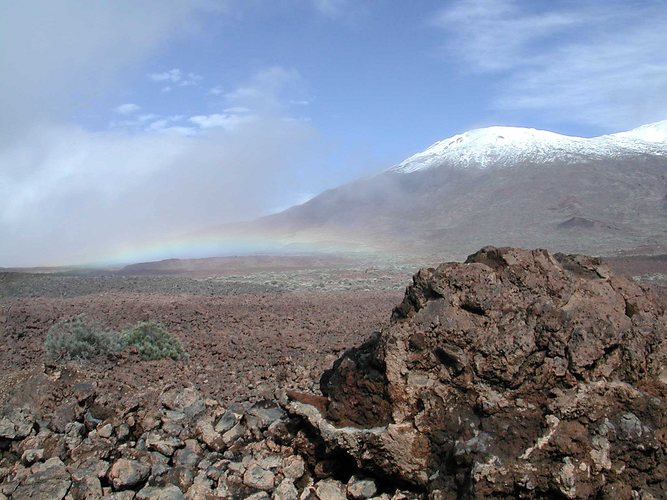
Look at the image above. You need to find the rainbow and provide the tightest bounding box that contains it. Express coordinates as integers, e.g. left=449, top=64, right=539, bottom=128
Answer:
left=92, top=227, right=378, bottom=267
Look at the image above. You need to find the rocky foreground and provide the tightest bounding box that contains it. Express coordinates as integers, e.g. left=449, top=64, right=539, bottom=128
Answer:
left=1, top=247, right=666, bottom=499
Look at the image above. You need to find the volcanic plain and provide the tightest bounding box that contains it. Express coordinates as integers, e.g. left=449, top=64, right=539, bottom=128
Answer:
left=0, top=256, right=423, bottom=412
left=0, top=251, right=666, bottom=498
left=1, top=253, right=666, bottom=413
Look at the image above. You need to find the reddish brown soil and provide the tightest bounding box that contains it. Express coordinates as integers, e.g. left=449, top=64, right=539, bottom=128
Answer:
left=1, top=252, right=664, bottom=420
left=0, top=290, right=402, bottom=414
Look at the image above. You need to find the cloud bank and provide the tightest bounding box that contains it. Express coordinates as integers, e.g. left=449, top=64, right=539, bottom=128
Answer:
left=434, top=0, right=667, bottom=129
left=0, top=2, right=319, bottom=266
left=1, top=118, right=317, bottom=266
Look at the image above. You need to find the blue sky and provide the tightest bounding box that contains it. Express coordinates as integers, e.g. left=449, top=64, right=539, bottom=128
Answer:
left=1, top=0, right=666, bottom=266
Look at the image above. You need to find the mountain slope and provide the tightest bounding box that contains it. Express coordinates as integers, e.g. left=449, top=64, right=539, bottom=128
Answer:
left=224, top=121, right=667, bottom=258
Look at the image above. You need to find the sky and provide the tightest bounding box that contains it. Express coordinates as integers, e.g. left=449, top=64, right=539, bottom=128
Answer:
left=1, top=0, right=667, bottom=266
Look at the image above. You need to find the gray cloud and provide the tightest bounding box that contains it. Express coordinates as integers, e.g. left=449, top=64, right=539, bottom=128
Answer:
left=0, top=1, right=213, bottom=142
left=224, top=66, right=306, bottom=114
left=0, top=117, right=318, bottom=266
left=0, top=1, right=322, bottom=266
left=433, top=0, right=667, bottom=129
left=114, top=103, right=141, bottom=115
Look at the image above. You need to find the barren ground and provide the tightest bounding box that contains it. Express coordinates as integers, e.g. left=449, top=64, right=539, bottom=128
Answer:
left=1, top=253, right=665, bottom=417
left=0, top=257, right=418, bottom=417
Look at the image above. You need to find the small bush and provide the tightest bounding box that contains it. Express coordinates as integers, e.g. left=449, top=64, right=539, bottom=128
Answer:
left=45, top=314, right=122, bottom=361
left=120, top=320, right=186, bottom=361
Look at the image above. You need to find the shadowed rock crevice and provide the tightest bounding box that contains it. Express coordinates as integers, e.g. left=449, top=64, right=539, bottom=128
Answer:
left=320, top=333, right=392, bottom=428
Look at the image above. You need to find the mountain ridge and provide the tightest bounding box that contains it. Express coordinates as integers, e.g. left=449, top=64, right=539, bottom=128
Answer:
left=390, top=120, right=667, bottom=173
left=207, top=119, right=667, bottom=259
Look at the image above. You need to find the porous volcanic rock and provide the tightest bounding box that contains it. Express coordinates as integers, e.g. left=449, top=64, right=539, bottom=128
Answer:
left=288, top=246, right=667, bottom=498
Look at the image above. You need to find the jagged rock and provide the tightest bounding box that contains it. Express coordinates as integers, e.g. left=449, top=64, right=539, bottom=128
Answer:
left=314, top=478, right=347, bottom=500
left=72, top=382, right=97, bottom=403
left=85, top=409, right=103, bottom=431
left=160, top=388, right=205, bottom=418
left=246, top=401, right=286, bottom=431
left=102, top=491, right=136, bottom=499
left=0, top=419, right=15, bottom=440
left=136, top=484, right=185, bottom=500
left=17, top=428, right=51, bottom=454
left=243, top=462, right=275, bottom=491
left=173, top=440, right=202, bottom=467
left=214, top=404, right=245, bottom=433
left=50, top=401, right=84, bottom=433
left=346, top=475, right=377, bottom=499
left=69, top=457, right=109, bottom=499
left=288, top=247, right=667, bottom=498
left=194, top=417, right=225, bottom=452
left=0, top=410, right=34, bottom=440
left=0, top=478, right=18, bottom=497
left=20, top=447, right=44, bottom=465
left=161, top=410, right=187, bottom=437
left=222, top=422, right=245, bottom=445
left=163, top=465, right=195, bottom=491
left=282, top=455, right=306, bottom=481
left=274, top=478, right=299, bottom=500
left=70, top=474, right=103, bottom=499
left=40, top=432, right=68, bottom=461
left=184, top=472, right=213, bottom=499
left=145, top=432, right=184, bottom=457
left=12, top=457, right=71, bottom=499
left=108, top=458, right=151, bottom=489
left=69, top=435, right=114, bottom=463
left=245, top=492, right=270, bottom=500
left=150, top=461, right=171, bottom=484
left=139, top=413, right=161, bottom=433
left=64, top=421, right=85, bottom=448
left=98, top=423, right=114, bottom=439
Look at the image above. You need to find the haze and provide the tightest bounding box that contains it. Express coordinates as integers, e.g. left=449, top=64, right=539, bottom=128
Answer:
left=2, top=0, right=667, bottom=266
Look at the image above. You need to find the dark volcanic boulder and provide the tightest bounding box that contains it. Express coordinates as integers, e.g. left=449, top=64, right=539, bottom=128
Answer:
left=288, top=246, right=667, bottom=498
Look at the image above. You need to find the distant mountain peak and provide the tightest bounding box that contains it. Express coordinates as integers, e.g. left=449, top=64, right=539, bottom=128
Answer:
left=390, top=121, right=667, bottom=174
left=613, top=120, right=667, bottom=143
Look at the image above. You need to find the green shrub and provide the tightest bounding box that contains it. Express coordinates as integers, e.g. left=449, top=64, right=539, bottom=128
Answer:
left=45, top=314, right=122, bottom=361
left=120, top=320, right=186, bottom=361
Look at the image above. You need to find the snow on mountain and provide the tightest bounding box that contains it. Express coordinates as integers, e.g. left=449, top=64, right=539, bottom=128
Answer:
left=612, top=120, right=667, bottom=143
left=391, top=121, right=667, bottom=174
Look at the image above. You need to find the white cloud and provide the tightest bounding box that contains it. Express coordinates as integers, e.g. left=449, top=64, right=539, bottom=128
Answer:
left=433, top=0, right=667, bottom=129
left=114, top=103, right=141, bottom=115
left=0, top=0, right=214, bottom=142
left=146, top=118, right=190, bottom=135
left=138, top=113, right=159, bottom=122
left=148, top=68, right=203, bottom=87
left=225, top=66, right=306, bottom=113
left=209, top=85, right=224, bottom=95
left=149, top=68, right=183, bottom=82
left=189, top=113, right=252, bottom=131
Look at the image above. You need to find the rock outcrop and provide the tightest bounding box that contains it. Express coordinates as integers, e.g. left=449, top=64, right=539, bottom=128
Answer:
left=288, top=246, right=667, bottom=498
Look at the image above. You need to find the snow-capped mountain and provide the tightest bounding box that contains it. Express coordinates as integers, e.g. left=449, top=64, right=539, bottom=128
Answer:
left=217, top=119, right=667, bottom=258
left=613, top=120, right=667, bottom=143
left=391, top=121, right=667, bottom=173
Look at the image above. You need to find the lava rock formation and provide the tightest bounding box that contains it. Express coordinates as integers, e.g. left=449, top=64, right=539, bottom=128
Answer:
left=289, top=246, right=667, bottom=498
